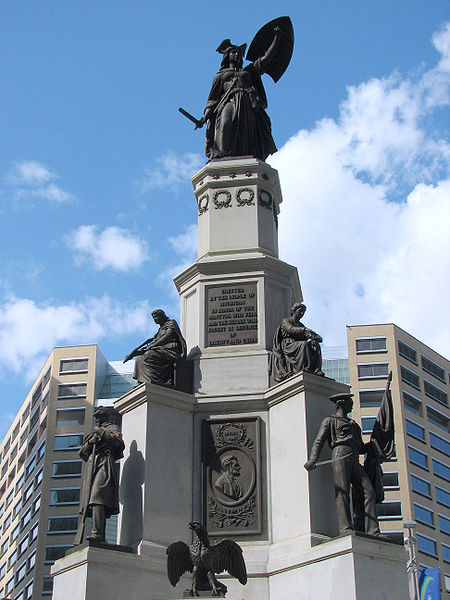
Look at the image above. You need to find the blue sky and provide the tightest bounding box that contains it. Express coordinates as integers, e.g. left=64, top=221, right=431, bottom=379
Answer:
left=0, top=1, right=449, bottom=435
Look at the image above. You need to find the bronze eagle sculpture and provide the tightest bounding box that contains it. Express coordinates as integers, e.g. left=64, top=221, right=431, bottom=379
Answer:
left=166, top=521, right=247, bottom=597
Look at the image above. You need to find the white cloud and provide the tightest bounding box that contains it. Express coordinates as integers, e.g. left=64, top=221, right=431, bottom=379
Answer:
left=158, top=225, right=198, bottom=298
left=5, top=160, right=73, bottom=204
left=0, top=294, right=151, bottom=378
left=272, top=23, right=450, bottom=357
left=67, top=225, right=149, bottom=272
left=138, top=151, right=203, bottom=192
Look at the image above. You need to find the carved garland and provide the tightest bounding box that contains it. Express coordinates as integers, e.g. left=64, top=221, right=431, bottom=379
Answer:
left=236, top=187, right=255, bottom=207
left=208, top=497, right=256, bottom=528
left=197, top=194, right=209, bottom=215
left=213, top=190, right=232, bottom=209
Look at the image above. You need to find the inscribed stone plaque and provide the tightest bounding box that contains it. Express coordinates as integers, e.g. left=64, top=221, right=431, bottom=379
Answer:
left=206, top=283, right=258, bottom=347
left=202, top=418, right=262, bottom=536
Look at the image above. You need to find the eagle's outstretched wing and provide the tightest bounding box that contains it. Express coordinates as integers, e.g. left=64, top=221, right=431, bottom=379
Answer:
left=166, top=541, right=193, bottom=586
left=211, top=539, right=247, bottom=584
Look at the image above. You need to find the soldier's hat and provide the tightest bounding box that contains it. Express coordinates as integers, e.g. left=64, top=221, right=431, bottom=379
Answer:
left=329, top=392, right=354, bottom=403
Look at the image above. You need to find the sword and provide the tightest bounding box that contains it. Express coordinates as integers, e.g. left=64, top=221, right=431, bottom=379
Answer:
left=308, top=452, right=354, bottom=469
left=178, top=107, right=203, bottom=129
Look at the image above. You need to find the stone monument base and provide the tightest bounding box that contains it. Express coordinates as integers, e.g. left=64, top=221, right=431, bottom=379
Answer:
left=52, top=533, right=408, bottom=600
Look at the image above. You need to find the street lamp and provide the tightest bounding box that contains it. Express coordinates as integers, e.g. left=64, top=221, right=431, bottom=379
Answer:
left=404, top=520, right=420, bottom=600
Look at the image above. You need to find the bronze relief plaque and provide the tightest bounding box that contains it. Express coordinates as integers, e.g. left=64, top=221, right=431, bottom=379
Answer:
left=205, top=282, right=258, bottom=348
left=202, top=418, right=262, bottom=536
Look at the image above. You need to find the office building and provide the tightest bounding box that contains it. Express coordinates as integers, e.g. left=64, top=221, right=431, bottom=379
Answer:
left=0, top=345, right=133, bottom=600
left=346, top=324, right=450, bottom=594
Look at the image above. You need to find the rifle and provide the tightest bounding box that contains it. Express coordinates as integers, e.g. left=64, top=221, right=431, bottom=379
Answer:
left=74, top=439, right=97, bottom=545
left=123, top=338, right=153, bottom=364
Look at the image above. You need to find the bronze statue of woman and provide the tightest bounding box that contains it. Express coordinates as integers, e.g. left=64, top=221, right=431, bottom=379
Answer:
left=181, top=17, right=294, bottom=162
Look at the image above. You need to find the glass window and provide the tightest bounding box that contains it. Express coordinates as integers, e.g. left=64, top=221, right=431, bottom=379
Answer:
left=358, top=362, right=389, bottom=379
left=29, top=521, right=39, bottom=543
left=359, top=389, right=385, bottom=408
left=439, top=514, right=450, bottom=535
left=408, top=446, right=428, bottom=469
left=29, top=407, right=40, bottom=429
left=382, top=471, right=399, bottom=490
left=406, top=419, right=425, bottom=441
left=21, top=507, right=32, bottom=529
left=403, top=391, right=423, bottom=416
left=21, top=404, right=30, bottom=423
left=424, top=379, right=448, bottom=407
left=24, top=581, right=33, bottom=599
left=34, top=467, right=43, bottom=487
left=8, top=548, right=17, bottom=568
left=42, top=575, right=53, bottom=594
left=60, top=358, right=88, bottom=374
left=57, top=383, right=87, bottom=399
left=430, top=431, right=450, bottom=457
left=6, top=490, right=14, bottom=507
left=31, top=383, right=42, bottom=408
left=32, top=495, right=41, bottom=514
left=427, top=406, right=449, bottom=432
left=52, top=460, right=82, bottom=478
left=356, top=337, right=387, bottom=353
left=54, top=434, right=83, bottom=451
left=421, top=355, right=446, bottom=383
left=5, top=575, right=14, bottom=595
left=27, top=550, right=36, bottom=572
left=37, top=441, right=45, bottom=461
left=443, top=543, right=450, bottom=563
left=398, top=340, right=417, bottom=364
left=417, top=534, right=437, bottom=557
left=16, top=561, right=26, bottom=583
left=411, top=474, right=431, bottom=497
left=45, top=545, right=72, bottom=564
left=13, top=499, right=22, bottom=518
left=376, top=501, right=402, bottom=520
left=0, top=562, right=5, bottom=578
left=25, top=455, right=36, bottom=479
left=12, top=422, right=20, bottom=441
left=56, top=408, right=85, bottom=427
left=10, top=444, right=17, bottom=460
left=3, top=512, right=11, bottom=532
left=361, top=417, right=377, bottom=434
left=414, top=504, right=434, bottom=526
left=401, top=366, right=420, bottom=390
left=1, top=539, right=8, bottom=553
left=47, top=516, right=78, bottom=534
left=24, top=481, right=33, bottom=503
left=11, top=522, right=20, bottom=541
left=41, top=391, right=49, bottom=410
left=42, top=367, right=51, bottom=388
left=49, top=488, right=80, bottom=505
left=432, top=458, right=450, bottom=482
left=18, top=534, right=28, bottom=556
left=436, top=486, right=450, bottom=507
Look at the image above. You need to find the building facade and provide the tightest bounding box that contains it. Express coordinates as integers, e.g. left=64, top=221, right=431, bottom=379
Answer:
left=0, top=345, right=133, bottom=600
left=346, top=324, right=450, bottom=595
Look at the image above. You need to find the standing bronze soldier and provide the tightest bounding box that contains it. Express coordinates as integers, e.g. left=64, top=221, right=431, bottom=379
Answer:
left=304, top=393, right=380, bottom=536
left=75, top=406, right=125, bottom=544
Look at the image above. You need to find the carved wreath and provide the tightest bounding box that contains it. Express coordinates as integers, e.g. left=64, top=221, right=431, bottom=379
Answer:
left=197, top=194, right=209, bottom=215
left=208, top=497, right=256, bottom=528
left=236, top=187, right=255, bottom=207
left=258, top=189, right=272, bottom=209
left=215, top=423, right=254, bottom=452
left=213, top=190, right=232, bottom=209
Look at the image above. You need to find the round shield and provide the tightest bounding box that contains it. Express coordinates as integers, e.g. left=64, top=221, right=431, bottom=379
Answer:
left=246, top=16, right=294, bottom=83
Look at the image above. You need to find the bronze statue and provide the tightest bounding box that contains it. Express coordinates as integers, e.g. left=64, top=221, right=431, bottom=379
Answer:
left=74, top=406, right=125, bottom=544
left=124, top=309, right=187, bottom=386
left=167, top=521, right=247, bottom=597
left=180, top=17, right=294, bottom=162
left=304, top=393, right=380, bottom=536
left=269, top=302, right=324, bottom=383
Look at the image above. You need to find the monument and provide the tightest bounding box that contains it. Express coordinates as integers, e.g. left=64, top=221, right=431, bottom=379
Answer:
left=51, top=16, right=409, bottom=600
